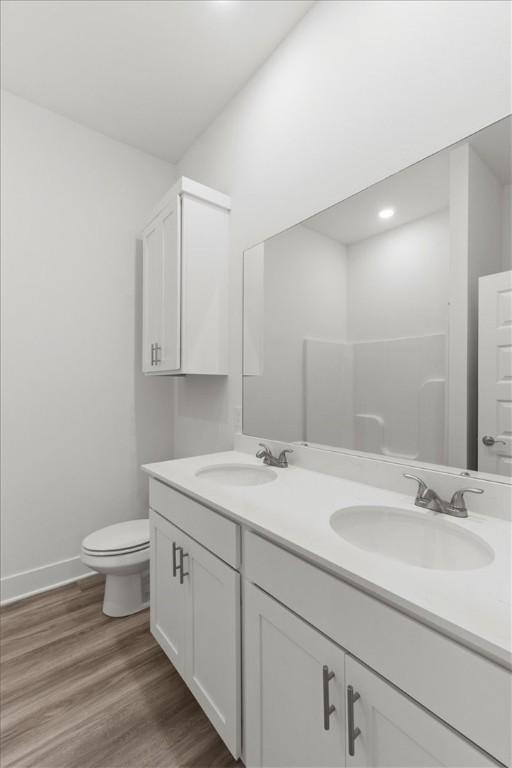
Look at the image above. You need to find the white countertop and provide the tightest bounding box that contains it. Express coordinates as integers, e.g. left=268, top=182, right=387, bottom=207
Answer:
left=142, top=450, right=512, bottom=669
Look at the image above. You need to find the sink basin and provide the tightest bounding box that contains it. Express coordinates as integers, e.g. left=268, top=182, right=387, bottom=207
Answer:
left=195, top=463, right=277, bottom=487
left=330, top=506, right=494, bottom=571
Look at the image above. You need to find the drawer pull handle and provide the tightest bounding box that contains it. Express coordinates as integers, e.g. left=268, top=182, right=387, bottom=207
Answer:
left=322, top=665, right=335, bottom=730
left=172, top=543, right=189, bottom=584
left=347, top=684, right=361, bottom=756
left=172, top=542, right=180, bottom=578
left=179, top=550, right=189, bottom=585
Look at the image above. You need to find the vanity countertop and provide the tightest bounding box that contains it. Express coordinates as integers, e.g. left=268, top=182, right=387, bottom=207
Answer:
left=142, top=450, right=511, bottom=670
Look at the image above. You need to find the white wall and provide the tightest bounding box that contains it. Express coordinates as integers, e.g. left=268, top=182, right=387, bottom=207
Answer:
left=174, top=0, right=511, bottom=459
left=243, top=224, right=347, bottom=442
left=1, top=91, right=176, bottom=601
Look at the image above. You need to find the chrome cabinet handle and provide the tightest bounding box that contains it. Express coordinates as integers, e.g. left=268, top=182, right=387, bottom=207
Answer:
left=172, top=542, right=180, bottom=578
left=347, top=685, right=361, bottom=756
left=172, top=544, right=189, bottom=584
left=322, top=665, right=335, bottom=731
left=482, top=435, right=506, bottom=447
left=179, top=549, right=189, bottom=585
left=150, top=342, right=161, bottom=366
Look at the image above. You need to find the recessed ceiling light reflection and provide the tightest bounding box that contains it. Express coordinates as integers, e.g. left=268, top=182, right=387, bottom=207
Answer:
left=378, top=208, right=395, bottom=220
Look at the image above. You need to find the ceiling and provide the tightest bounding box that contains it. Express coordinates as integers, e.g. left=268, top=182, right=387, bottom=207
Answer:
left=304, top=152, right=450, bottom=246
left=303, top=115, right=511, bottom=246
left=0, top=0, right=314, bottom=163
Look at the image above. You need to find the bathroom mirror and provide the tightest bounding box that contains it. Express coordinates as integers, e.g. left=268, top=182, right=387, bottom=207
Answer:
left=243, top=116, right=512, bottom=480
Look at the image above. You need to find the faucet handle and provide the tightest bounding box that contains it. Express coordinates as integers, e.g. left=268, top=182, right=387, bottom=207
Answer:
left=278, top=448, right=294, bottom=466
left=449, top=487, right=484, bottom=509
left=256, top=443, right=271, bottom=459
left=403, top=473, right=428, bottom=498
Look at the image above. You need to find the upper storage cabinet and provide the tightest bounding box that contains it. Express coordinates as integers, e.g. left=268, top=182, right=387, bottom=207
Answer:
left=141, top=177, right=231, bottom=375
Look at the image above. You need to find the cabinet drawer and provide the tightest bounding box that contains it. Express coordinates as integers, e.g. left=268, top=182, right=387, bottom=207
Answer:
left=244, top=531, right=511, bottom=766
left=149, top=479, right=240, bottom=568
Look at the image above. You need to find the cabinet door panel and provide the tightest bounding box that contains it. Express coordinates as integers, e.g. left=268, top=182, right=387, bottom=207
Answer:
left=184, top=537, right=241, bottom=758
left=245, top=583, right=345, bottom=768
left=142, top=220, right=164, bottom=372
left=142, top=200, right=180, bottom=373
left=149, top=511, right=186, bottom=674
left=345, top=657, right=496, bottom=768
left=160, top=203, right=181, bottom=371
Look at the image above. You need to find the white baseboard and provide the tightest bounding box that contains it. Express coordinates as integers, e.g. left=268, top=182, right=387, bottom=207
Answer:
left=0, top=555, right=93, bottom=606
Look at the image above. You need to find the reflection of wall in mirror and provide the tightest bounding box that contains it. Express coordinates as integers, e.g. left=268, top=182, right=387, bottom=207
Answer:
left=243, top=224, right=347, bottom=442
left=244, top=210, right=450, bottom=463
left=448, top=141, right=511, bottom=471
left=304, top=210, right=449, bottom=464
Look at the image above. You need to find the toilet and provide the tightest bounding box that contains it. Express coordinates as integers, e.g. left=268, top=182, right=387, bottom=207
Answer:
left=80, top=519, right=150, bottom=617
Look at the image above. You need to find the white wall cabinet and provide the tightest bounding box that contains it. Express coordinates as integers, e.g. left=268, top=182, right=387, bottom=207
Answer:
left=141, top=177, right=230, bottom=375
left=149, top=510, right=240, bottom=757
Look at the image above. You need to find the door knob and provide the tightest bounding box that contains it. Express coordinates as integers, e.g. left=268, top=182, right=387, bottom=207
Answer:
left=482, top=435, right=506, bottom=447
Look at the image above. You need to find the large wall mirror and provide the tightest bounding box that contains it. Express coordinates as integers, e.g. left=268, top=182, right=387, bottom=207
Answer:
left=243, top=116, right=512, bottom=480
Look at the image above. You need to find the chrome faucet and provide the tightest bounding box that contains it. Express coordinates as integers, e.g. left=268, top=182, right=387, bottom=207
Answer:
left=403, top=474, right=483, bottom=518
left=256, top=443, right=294, bottom=468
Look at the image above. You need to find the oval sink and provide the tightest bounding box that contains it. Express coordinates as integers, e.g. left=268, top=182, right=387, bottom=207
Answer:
left=195, top=463, right=277, bottom=487
left=330, top=506, right=494, bottom=571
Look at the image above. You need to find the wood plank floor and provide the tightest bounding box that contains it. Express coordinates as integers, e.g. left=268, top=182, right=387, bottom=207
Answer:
left=0, top=577, right=242, bottom=768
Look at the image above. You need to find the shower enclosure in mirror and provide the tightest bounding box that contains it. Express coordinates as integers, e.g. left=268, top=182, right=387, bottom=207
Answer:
left=243, top=116, right=512, bottom=479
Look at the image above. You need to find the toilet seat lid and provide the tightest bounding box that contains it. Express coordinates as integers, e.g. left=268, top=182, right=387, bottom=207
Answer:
left=82, top=519, right=149, bottom=553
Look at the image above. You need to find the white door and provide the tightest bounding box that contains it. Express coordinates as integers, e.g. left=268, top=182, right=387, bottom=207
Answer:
left=345, top=656, right=495, bottom=767
left=244, top=582, right=346, bottom=768
left=142, top=200, right=181, bottom=373
left=149, top=511, right=186, bottom=674
left=478, top=270, right=512, bottom=475
left=183, top=536, right=241, bottom=757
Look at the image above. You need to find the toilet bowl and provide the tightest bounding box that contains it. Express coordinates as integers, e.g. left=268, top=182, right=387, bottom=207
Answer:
left=80, top=519, right=150, bottom=617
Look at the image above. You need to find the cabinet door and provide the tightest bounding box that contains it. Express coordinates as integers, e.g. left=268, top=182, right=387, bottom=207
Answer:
left=183, top=535, right=241, bottom=758
left=149, top=511, right=186, bottom=674
left=345, top=656, right=496, bottom=768
left=142, top=200, right=181, bottom=373
left=244, top=582, right=346, bottom=768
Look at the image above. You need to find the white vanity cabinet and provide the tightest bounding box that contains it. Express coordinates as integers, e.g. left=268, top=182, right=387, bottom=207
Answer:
left=141, top=177, right=230, bottom=375
left=244, top=531, right=505, bottom=768
left=344, top=657, right=496, bottom=768
left=244, top=582, right=346, bottom=768
left=150, top=510, right=187, bottom=673
left=149, top=502, right=241, bottom=757
left=145, top=472, right=509, bottom=768
left=245, top=582, right=496, bottom=768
